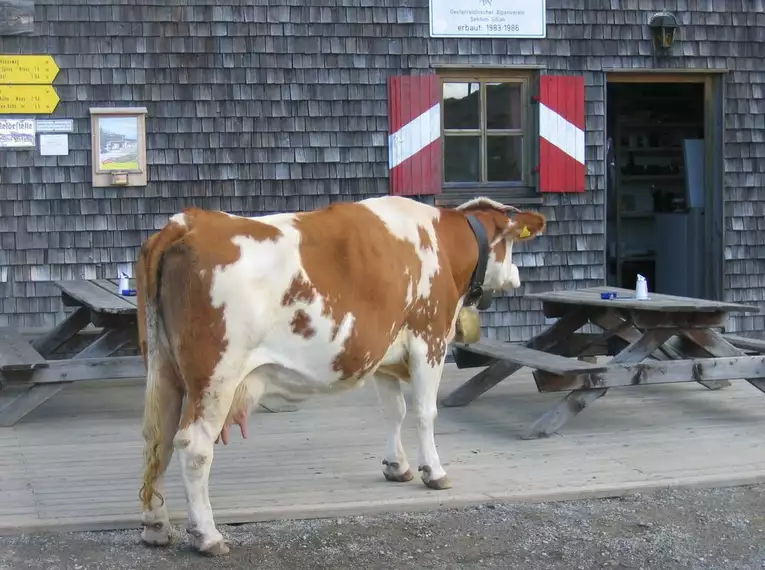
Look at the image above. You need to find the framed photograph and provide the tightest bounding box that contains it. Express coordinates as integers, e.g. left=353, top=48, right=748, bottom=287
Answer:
left=90, top=107, right=148, bottom=187
left=96, top=115, right=141, bottom=172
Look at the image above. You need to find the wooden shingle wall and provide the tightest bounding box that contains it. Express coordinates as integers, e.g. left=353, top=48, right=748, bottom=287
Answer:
left=0, top=0, right=763, bottom=340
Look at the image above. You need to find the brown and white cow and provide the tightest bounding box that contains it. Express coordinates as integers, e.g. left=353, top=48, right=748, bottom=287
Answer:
left=136, top=195, right=546, bottom=555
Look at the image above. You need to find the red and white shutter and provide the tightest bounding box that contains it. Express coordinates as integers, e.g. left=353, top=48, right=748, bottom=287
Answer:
left=538, top=75, right=586, bottom=193
left=387, top=75, right=442, bottom=196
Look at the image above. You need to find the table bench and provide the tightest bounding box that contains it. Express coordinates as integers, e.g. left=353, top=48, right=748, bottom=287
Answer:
left=442, top=286, right=763, bottom=439
left=0, top=279, right=295, bottom=426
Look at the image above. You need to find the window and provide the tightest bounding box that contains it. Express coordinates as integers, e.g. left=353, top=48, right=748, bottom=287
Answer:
left=440, top=70, right=537, bottom=198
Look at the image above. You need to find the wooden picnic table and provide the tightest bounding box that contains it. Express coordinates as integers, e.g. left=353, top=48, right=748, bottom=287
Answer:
left=0, top=278, right=295, bottom=426
left=442, top=286, right=764, bottom=439
left=0, top=279, right=145, bottom=426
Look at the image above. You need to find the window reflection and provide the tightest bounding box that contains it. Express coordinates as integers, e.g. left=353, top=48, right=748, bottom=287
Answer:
left=487, top=136, right=523, bottom=182
left=443, top=82, right=480, bottom=130
left=486, top=83, right=522, bottom=130
left=444, top=136, right=480, bottom=182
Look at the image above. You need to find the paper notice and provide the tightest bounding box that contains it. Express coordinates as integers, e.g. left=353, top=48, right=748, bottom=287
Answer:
left=39, top=133, right=69, bottom=156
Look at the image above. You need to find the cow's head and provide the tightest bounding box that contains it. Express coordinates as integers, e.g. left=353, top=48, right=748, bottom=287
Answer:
left=455, top=197, right=546, bottom=293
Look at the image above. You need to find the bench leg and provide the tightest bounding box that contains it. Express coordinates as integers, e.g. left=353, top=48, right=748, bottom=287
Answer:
left=681, top=329, right=765, bottom=394
left=74, top=327, right=134, bottom=358
left=0, top=308, right=90, bottom=427
left=31, top=306, right=92, bottom=358
left=441, top=309, right=590, bottom=408
left=0, top=383, right=71, bottom=427
left=521, top=328, right=675, bottom=439
left=441, top=360, right=523, bottom=408
left=0, top=327, right=135, bottom=427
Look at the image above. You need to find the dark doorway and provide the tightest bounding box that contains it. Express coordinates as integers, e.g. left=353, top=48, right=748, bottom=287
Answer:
left=605, top=79, right=712, bottom=298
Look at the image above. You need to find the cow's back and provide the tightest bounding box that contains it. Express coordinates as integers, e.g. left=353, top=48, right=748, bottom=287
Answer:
left=155, top=197, right=457, bottom=393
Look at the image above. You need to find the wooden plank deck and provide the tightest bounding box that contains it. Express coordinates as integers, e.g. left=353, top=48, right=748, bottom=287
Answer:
left=1, top=364, right=765, bottom=536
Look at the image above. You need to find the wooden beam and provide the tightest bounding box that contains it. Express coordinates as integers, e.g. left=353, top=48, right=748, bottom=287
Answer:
left=1, top=355, right=145, bottom=384
left=605, top=71, right=717, bottom=83
left=31, top=306, right=92, bottom=357
left=720, top=334, right=765, bottom=354
left=0, top=384, right=66, bottom=427
left=450, top=340, right=608, bottom=375
left=452, top=332, right=614, bottom=370
left=534, top=355, right=765, bottom=392
left=441, top=308, right=590, bottom=408
left=663, top=335, right=730, bottom=390
left=0, top=327, right=48, bottom=372
left=74, top=327, right=134, bottom=359
left=681, top=330, right=765, bottom=395
left=521, top=328, right=676, bottom=439
left=630, top=310, right=728, bottom=330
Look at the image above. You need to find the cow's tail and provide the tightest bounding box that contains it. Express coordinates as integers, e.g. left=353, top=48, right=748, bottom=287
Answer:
left=137, top=217, right=188, bottom=511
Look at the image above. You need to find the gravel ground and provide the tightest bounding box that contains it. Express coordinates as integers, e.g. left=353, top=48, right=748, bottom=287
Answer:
left=2, top=485, right=765, bottom=570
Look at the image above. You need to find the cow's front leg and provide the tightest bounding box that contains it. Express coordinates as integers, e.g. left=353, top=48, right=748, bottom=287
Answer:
left=373, top=373, right=413, bottom=483
left=410, top=343, right=452, bottom=491
left=174, top=381, right=238, bottom=556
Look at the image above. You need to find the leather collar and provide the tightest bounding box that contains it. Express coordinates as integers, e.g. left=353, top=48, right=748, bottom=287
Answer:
left=464, top=215, right=494, bottom=310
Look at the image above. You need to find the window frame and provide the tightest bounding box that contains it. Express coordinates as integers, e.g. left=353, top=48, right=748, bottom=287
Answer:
left=438, top=69, right=541, bottom=205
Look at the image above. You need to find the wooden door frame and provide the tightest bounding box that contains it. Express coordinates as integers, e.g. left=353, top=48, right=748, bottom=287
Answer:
left=603, top=70, right=727, bottom=301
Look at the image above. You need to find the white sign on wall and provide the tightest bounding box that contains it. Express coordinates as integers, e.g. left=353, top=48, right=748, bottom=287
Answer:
left=0, top=118, right=35, bottom=148
left=36, top=119, right=74, bottom=133
left=39, top=133, right=70, bottom=156
left=429, top=0, right=547, bottom=39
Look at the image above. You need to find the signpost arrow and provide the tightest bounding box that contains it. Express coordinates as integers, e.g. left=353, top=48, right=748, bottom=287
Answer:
left=0, top=55, right=60, bottom=85
left=0, top=85, right=60, bottom=114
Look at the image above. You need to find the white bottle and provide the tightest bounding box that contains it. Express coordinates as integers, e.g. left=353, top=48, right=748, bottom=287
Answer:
left=635, top=274, right=649, bottom=300
left=118, top=272, right=130, bottom=296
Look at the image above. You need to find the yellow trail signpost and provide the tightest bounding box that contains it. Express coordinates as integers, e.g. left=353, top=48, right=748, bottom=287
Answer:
left=0, top=55, right=60, bottom=115
left=0, top=55, right=60, bottom=85
left=0, top=85, right=60, bottom=114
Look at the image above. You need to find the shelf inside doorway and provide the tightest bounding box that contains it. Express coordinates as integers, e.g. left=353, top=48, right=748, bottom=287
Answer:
left=621, top=174, right=684, bottom=182
left=618, top=147, right=685, bottom=154
left=620, top=211, right=655, bottom=219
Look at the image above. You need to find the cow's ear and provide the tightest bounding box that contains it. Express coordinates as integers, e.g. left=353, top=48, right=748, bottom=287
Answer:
left=507, top=211, right=546, bottom=241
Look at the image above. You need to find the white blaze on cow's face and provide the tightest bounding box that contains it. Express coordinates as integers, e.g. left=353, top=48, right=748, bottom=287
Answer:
left=489, top=210, right=546, bottom=291
left=486, top=238, right=521, bottom=291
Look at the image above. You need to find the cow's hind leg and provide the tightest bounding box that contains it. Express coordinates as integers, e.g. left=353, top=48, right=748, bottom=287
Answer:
left=373, top=373, right=413, bottom=483
left=410, top=344, right=452, bottom=491
left=140, top=354, right=183, bottom=546
left=174, top=377, right=241, bottom=556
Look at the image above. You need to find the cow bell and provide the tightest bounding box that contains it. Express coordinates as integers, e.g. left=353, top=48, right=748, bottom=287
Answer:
left=455, top=306, right=482, bottom=345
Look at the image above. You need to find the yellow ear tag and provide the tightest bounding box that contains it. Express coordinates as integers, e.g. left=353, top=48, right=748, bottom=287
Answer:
left=519, top=226, right=531, bottom=238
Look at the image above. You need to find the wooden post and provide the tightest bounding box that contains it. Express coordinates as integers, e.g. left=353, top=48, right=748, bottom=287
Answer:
left=441, top=308, right=590, bottom=408
left=521, top=328, right=677, bottom=439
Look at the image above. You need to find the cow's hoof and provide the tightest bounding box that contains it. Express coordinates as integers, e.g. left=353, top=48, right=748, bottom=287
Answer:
left=200, top=539, right=230, bottom=556
left=419, top=465, right=452, bottom=490
left=384, top=468, right=414, bottom=483
left=141, top=519, right=171, bottom=547
left=382, top=460, right=414, bottom=483
left=187, top=527, right=229, bottom=556
left=423, top=474, right=452, bottom=490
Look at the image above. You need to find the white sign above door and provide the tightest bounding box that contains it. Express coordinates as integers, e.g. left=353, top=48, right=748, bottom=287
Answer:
left=429, top=0, right=547, bottom=39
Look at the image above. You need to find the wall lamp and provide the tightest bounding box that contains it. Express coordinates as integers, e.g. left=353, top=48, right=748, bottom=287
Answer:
left=649, top=11, right=679, bottom=52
